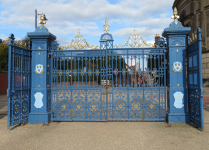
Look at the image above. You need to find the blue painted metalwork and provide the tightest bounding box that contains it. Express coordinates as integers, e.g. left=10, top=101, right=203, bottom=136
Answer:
left=162, top=18, right=191, bottom=124
left=51, top=35, right=167, bottom=121
left=187, top=28, right=204, bottom=130
left=7, top=34, right=31, bottom=129
left=27, top=25, right=56, bottom=124
left=6, top=10, right=205, bottom=127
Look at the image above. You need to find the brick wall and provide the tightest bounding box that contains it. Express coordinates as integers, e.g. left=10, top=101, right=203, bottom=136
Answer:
left=202, top=53, right=209, bottom=79
left=0, top=72, right=8, bottom=94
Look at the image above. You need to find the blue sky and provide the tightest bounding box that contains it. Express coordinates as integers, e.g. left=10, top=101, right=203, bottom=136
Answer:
left=0, top=0, right=174, bottom=47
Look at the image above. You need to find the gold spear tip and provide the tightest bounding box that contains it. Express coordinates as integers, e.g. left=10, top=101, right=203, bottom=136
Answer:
left=103, top=18, right=110, bottom=33
left=171, top=7, right=179, bottom=24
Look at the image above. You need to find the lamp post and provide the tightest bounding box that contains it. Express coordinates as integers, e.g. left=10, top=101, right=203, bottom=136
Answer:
left=35, top=9, right=41, bottom=29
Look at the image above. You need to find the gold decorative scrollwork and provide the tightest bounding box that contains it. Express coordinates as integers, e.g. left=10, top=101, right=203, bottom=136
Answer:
left=113, top=27, right=157, bottom=48
left=59, top=29, right=100, bottom=50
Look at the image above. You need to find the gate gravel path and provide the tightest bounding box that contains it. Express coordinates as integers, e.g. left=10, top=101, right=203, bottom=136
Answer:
left=0, top=94, right=209, bottom=150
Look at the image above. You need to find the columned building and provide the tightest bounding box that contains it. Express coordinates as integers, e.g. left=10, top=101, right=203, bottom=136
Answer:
left=173, top=0, right=209, bottom=85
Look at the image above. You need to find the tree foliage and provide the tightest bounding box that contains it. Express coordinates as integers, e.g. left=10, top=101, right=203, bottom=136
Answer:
left=0, top=44, right=8, bottom=71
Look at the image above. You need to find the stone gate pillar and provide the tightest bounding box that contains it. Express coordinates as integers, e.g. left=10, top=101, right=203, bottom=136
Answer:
left=162, top=8, right=191, bottom=123
left=27, top=14, right=56, bottom=123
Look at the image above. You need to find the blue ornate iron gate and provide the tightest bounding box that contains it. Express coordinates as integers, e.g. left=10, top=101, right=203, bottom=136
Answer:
left=51, top=38, right=166, bottom=121
left=6, top=8, right=205, bottom=129
left=187, top=28, right=204, bottom=130
left=7, top=34, right=31, bottom=129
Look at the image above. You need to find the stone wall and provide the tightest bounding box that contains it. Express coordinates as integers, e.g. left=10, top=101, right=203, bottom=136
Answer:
left=173, top=0, right=209, bottom=86
left=202, top=53, right=209, bottom=79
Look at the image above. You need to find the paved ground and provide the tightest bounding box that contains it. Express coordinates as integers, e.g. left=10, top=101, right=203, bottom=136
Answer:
left=0, top=90, right=209, bottom=150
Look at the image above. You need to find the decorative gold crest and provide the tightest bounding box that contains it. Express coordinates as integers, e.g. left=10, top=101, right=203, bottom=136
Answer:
left=173, top=61, right=183, bottom=72
left=35, top=64, right=44, bottom=74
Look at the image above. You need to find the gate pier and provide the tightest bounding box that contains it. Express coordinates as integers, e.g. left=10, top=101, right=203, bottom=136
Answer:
left=27, top=20, right=56, bottom=123
left=162, top=14, right=191, bottom=123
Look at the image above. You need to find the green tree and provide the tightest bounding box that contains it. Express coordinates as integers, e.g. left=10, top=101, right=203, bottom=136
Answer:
left=0, top=44, right=8, bottom=71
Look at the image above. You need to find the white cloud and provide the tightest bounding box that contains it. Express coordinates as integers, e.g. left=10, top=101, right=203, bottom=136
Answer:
left=56, top=37, right=71, bottom=46
left=0, top=0, right=174, bottom=45
left=0, top=34, right=7, bottom=40
left=0, top=34, right=21, bottom=41
left=112, top=27, right=164, bottom=40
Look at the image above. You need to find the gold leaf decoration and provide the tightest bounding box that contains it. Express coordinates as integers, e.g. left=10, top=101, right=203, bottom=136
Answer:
left=113, top=27, right=157, bottom=48
left=59, top=29, right=100, bottom=50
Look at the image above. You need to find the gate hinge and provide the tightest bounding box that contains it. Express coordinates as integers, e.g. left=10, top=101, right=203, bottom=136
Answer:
left=201, top=88, right=204, bottom=97
left=7, top=89, right=10, bottom=98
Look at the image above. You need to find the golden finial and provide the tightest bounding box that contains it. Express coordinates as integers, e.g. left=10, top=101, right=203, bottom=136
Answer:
left=103, top=18, right=110, bottom=33
left=171, top=7, right=179, bottom=24
left=134, top=27, right=137, bottom=32
left=39, top=13, right=47, bottom=27
left=78, top=29, right=80, bottom=35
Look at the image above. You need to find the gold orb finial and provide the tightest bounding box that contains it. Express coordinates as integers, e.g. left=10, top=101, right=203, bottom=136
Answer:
left=39, top=13, right=47, bottom=27
left=103, top=18, right=110, bottom=33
